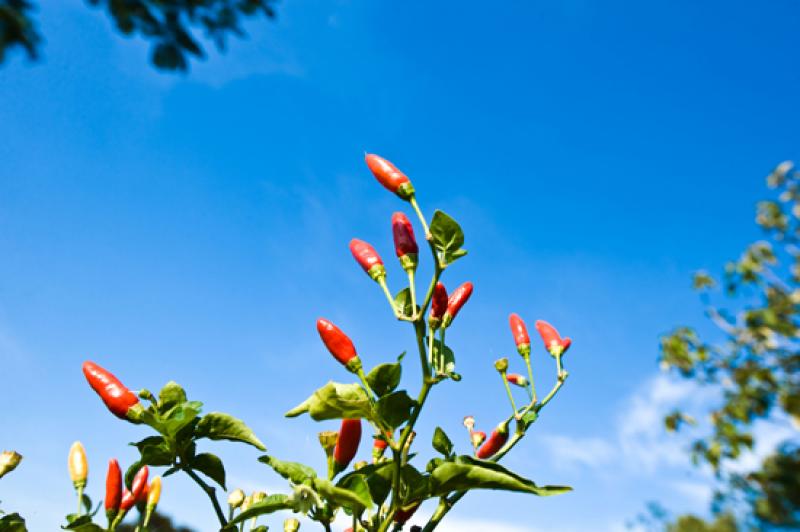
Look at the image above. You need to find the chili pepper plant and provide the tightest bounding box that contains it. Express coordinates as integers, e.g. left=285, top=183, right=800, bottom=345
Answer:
left=3, top=154, right=575, bottom=532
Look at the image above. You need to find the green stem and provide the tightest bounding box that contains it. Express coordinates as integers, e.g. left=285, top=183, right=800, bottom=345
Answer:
left=76, top=485, right=84, bottom=516
left=183, top=466, right=228, bottom=528
left=536, top=369, right=568, bottom=412
left=524, top=355, right=537, bottom=403
left=556, top=354, right=563, bottom=379
left=378, top=277, right=402, bottom=319
left=500, top=373, right=519, bottom=417
left=407, top=269, right=418, bottom=318
left=409, top=195, right=430, bottom=237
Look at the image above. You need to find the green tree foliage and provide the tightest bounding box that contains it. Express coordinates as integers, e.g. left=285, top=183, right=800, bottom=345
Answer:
left=659, top=161, right=800, bottom=529
left=0, top=0, right=277, bottom=71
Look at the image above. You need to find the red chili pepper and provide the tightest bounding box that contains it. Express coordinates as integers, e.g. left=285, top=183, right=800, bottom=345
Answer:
left=534, top=320, right=572, bottom=356
left=391, top=212, right=418, bottom=271
left=372, top=433, right=390, bottom=462
left=476, top=422, right=509, bottom=459
left=120, top=465, right=149, bottom=511
left=442, top=282, right=473, bottom=328
left=508, top=313, right=531, bottom=356
left=316, top=318, right=360, bottom=371
left=506, top=373, right=528, bottom=387
left=349, top=239, right=386, bottom=281
left=105, top=459, right=122, bottom=518
left=137, top=482, right=150, bottom=504
left=333, top=419, right=362, bottom=475
left=394, top=501, right=420, bottom=524
left=82, top=361, right=141, bottom=420
left=428, top=282, right=448, bottom=329
left=365, top=154, right=415, bottom=199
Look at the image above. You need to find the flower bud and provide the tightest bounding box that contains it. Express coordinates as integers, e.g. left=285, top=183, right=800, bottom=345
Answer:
left=241, top=494, right=252, bottom=512
left=462, top=416, right=475, bottom=432
left=349, top=239, right=386, bottom=281
left=284, top=518, right=301, bottom=532
left=354, top=460, right=368, bottom=471
left=507, top=373, right=528, bottom=387
left=494, top=358, right=509, bottom=373
left=365, top=154, right=415, bottom=199
left=0, top=450, right=22, bottom=479
left=228, top=488, right=246, bottom=508
left=68, top=441, right=88, bottom=489
left=318, top=431, right=338, bottom=458
left=252, top=491, right=267, bottom=504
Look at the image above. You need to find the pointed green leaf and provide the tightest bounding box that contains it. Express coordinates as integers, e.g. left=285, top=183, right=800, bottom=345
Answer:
left=191, top=452, right=226, bottom=489
left=336, top=473, right=374, bottom=510
left=258, top=455, right=317, bottom=484
left=430, top=210, right=466, bottom=266
left=157, top=381, right=187, bottom=412
left=313, top=478, right=373, bottom=511
left=228, top=494, right=291, bottom=525
left=366, top=359, right=403, bottom=397
left=131, top=436, right=173, bottom=466
left=432, top=427, right=453, bottom=457
left=393, top=288, right=417, bottom=319
left=286, top=381, right=373, bottom=421
left=195, top=412, right=266, bottom=451
left=376, top=391, right=415, bottom=429
left=429, top=455, right=571, bottom=497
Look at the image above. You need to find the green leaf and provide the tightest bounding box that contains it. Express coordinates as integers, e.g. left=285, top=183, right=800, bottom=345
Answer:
left=228, top=494, right=291, bottom=525
left=376, top=391, right=415, bottom=429
left=159, top=401, right=203, bottom=439
left=61, top=514, right=103, bottom=531
left=429, top=456, right=571, bottom=497
left=132, top=436, right=174, bottom=466
left=157, top=381, right=187, bottom=412
left=0, top=513, right=26, bottom=532
left=258, top=455, right=317, bottom=484
left=338, top=462, right=393, bottom=507
left=366, top=359, right=403, bottom=397
left=286, top=381, right=373, bottom=422
left=313, top=478, right=373, bottom=511
left=401, top=464, right=430, bottom=501
left=430, top=339, right=456, bottom=376
left=394, top=288, right=417, bottom=318
left=195, top=412, right=266, bottom=451
left=430, top=210, right=467, bottom=265
left=520, top=410, right=539, bottom=430
left=432, top=427, right=453, bottom=457
left=336, top=473, right=374, bottom=510
left=191, top=452, right=226, bottom=489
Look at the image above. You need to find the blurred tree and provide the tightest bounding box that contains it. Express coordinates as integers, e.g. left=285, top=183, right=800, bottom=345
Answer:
left=0, top=0, right=277, bottom=71
left=659, top=161, right=800, bottom=529
left=117, top=509, right=196, bottom=532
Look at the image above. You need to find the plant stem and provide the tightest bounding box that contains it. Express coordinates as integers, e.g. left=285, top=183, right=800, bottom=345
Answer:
left=183, top=466, right=228, bottom=528
left=524, top=354, right=537, bottom=403
left=378, top=277, right=402, bottom=319
left=536, top=370, right=568, bottom=411
left=500, top=373, right=519, bottom=417
left=409, top=195, right=430, bottom=237
left=76, top=485, right=84, bottom=516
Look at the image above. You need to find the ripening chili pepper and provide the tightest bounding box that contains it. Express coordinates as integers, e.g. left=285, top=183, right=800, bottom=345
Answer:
left=120, top=465, right=148, bottom=511
left=476, top=422, right=510, bottom=459
left=365, top=154, right=415, bottom=199
left=316, top=318, right=361, bottom=372
left=105, top=459, right=122, bottom=520
left=147, top=476, right=161, bottom=510
left=391, top=212, right=418, bottom=272
left=509, top=313, right=531, bottom=357
left=82, top=361, right=142, bottom=421
left=68, top=441, right=88, bottom=489
left=349, top=239, right=386, bottom=281
left=507, top=373, right=529, bottom=387
left=470, top=430, right=486, bottom=448
left=429, top=282, right=448, bottom=329
left=372, top=431, right=392, bottom=462
left=394, top=501, right=421, bottom=524
left=332, top=418, right=362, bottom=476
left=534, top=320, right=572, bottom=357
left=442, top=282, right=473, bottom=328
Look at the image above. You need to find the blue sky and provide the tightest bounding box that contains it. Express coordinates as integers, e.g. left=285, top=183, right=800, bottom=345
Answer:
left=1, top=1, right=799, bottom=530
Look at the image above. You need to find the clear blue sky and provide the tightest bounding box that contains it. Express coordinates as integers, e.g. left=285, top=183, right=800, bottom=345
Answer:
left=1, top=1, right=799, bottom=530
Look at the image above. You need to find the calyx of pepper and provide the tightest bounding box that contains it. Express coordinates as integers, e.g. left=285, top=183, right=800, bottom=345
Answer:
left=367, top=264, right=387, bottom=282
left=125, top=402, right=146, bottom=424
left=398, top=253, right=418, bottom=272
left=396, top=183, right=415, bottom=200
left=494, top=358, right=509, bottom=373
left=345, top=356, right=363, bottom=374
left=516, top=343, right=531, bottom=358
